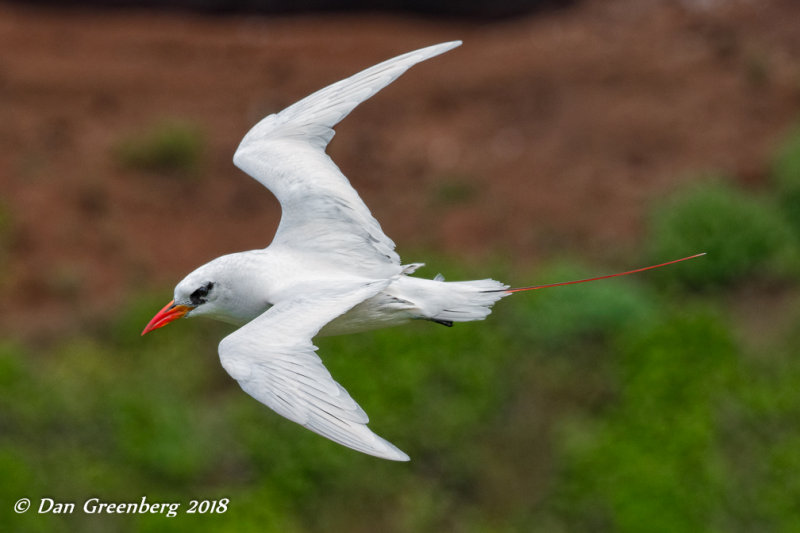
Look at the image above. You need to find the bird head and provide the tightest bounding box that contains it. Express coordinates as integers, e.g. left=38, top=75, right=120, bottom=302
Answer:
left=141, top=276, right=218, bottom=335
left=141, top=254, right=237, bottom=335
left=141, top=253, right=269, bottom=336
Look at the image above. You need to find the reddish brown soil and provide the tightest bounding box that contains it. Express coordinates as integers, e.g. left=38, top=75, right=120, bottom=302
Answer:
left=1, top=0, right=799, bottom=336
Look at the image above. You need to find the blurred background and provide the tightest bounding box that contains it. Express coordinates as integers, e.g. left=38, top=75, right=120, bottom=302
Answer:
left=2, top=0, right=800, bottom=531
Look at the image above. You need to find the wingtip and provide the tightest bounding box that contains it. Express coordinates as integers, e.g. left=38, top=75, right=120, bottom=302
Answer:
left=437, top=40, right=462, bottom=54
left=377, top=442, right=410, bottom=461
left=382, top=447, right=411, bottom=462
left=418, top=40, right=462, bottom=59
left=371, top=434, right=411, bottom=461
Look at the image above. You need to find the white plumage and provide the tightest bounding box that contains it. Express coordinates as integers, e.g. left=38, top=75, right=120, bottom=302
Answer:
left=143, top=41, right=703, bottom=460
left=143, top=41, right=511, bottom=461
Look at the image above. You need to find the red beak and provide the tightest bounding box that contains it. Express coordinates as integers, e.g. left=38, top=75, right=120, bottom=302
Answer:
left=141, top=300, right=193, bottom=336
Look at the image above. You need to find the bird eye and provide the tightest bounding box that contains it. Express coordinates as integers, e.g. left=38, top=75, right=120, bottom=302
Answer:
left=190, top=282, right=214, bottom=305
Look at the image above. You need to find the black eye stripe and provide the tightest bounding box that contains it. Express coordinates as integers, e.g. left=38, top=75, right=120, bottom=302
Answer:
left=190, top=282, right=214, bottom=305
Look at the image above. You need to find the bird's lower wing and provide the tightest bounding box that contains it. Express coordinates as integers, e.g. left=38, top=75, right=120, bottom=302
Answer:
left=217, top=280, right=409, bottom=461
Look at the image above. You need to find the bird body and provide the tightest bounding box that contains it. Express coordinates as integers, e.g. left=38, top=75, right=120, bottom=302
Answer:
left=143, top=40, right=504, bottom=461
left=143, top=41, right=702, bottom=461
left=174, top=246, right=508, bottom=334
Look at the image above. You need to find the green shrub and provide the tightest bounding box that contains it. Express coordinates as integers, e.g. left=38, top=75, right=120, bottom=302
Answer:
left=773, top=124, right=800, bottom=237
left=647, top=179, right=795, bottom=289
left=116, top=119, right=204, bottom=175
left=0, top=199, right=10, bottom=233
left=553, top=308, right=737, bottom=533
left=720, top=300, right=800, bottom=531
left=499, top=259, right=658, bottom=350
left=0, top=200, right=12, bottom=254
left=5, top=253, right=800, bottom=531
left=428, top=176, right=479, bottom=207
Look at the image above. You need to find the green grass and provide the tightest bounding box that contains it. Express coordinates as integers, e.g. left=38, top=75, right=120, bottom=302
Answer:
left=115, top=119, right=205, bottom=176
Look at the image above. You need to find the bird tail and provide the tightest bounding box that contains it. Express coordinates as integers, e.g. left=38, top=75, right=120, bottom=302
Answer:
left=395, top=275, right=511, bottom=325
left=495, top=253, right=706, bottom=294
left=428, top=278, right=511, bottom=323
left=401, top=253, right=704, bottom=326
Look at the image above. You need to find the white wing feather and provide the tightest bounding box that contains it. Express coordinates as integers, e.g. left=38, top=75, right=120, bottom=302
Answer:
left=232, top=41, right=461, bottom=274
left=218, top=280, right=410, bottom=461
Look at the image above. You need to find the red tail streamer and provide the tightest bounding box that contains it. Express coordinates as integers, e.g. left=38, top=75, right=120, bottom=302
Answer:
left=504, top=253, right=706, bottom=293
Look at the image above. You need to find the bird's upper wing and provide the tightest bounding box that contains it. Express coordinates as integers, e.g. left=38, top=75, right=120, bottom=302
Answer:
left=217, top=279, right=409, bottom=461
left=232, top=41, right=461, bottom=274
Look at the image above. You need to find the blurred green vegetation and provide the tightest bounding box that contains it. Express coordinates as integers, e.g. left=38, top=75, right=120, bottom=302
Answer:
left=774, top=125, right=800, bottom=238
left=428, top=175, right=480, bottom=207
left=647, top=179, right=797, bottom=289
left=4, top=127, right=800, bottom=532
left=115, top=119, right=205, bottom=176
left=0, top=200, right=12, bottom=271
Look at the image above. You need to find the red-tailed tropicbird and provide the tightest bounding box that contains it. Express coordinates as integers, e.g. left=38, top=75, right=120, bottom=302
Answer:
left=142, top=41, right=702, bottom=461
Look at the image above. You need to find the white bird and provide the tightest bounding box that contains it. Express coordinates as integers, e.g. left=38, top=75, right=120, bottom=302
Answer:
left=141, top=41, right=702, bottom=461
